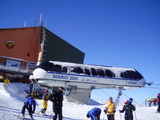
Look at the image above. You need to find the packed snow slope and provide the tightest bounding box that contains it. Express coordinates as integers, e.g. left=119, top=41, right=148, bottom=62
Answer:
left=0, top=83, right=159, bottom=120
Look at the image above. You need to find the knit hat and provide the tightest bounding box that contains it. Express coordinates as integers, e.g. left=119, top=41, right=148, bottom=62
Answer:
left=109, top=97, right=113, bottom=101
left=59, top=87, right=65, bottom=91
left=45, top=90, right=48, bottom=93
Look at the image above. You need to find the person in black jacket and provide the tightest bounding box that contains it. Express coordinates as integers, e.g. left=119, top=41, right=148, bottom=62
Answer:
left=119, top=100, right=136, bottom=120
left=50, top=87, right=65, bottom=120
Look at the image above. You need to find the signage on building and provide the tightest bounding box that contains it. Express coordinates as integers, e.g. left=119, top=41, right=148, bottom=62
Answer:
left=6, top=60, right=20, bottom=71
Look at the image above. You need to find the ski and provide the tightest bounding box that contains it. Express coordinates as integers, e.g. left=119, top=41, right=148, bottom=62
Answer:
left=13, top=114, right=25, bottom=120
left=13, top=113, right=32, bottom=120
left=35, top=112, right=53, bottom=119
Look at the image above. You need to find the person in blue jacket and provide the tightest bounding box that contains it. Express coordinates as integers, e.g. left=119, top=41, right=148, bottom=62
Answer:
left=128, top=98, right=133, bottom=105
left=21, top=94, right=36, bottom=120
left=86, top=107, right=101, bottom=120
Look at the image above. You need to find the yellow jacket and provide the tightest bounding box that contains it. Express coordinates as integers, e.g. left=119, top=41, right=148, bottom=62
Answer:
left=4, top=79, right=10, bottom=84
left=105, top=101, right=115, bottom=114
left=42, top=100, right=48, bottom=109
left=41, top=93, right=49, bottom=109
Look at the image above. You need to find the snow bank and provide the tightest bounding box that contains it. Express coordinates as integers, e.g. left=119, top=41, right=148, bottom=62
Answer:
left=0, top=83, right=160, bottom=120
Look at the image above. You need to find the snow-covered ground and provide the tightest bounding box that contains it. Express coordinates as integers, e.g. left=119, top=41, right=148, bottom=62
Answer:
left=0, top=83, right=160, bottom=120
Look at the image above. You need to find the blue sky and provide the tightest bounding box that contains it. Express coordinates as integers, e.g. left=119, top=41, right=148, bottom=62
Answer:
left=1, top=0, right=160, bottom=104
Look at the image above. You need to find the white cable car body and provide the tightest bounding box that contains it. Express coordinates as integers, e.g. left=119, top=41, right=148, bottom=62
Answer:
left=31, top=61, right=146, bottom=103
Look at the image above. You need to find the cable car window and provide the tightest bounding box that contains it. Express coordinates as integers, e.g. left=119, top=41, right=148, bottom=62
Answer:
left=39, top=61, right=54, bottom=71
left=85, top=68, right=90, bottom=75
left=127, top=71, right=137, bottom=79
left=97, top=69, right=105, bottom=76
left=62, top=67, right=67, bottom=73
left=135, top=70, right=143, bottom=79
left=44, top=62, right=53, bottom=71
left=131, top=71, right=138, bottom=79
left=53, top=65, right=62, bottom=72
left=121, top=71, right=129, bottom=79
left=72, top=67, right=77, bottom=73
left=121, top=71, right=135, bottom=79
left=120, top=72, right=125, bottom=78
left=126, top=71, right=130, bottom=78
left=105, top=69, right=115, bottom=77
left=72, top=67, right=83, bottom=74
left=76, top=67, right=83, bottom=73
left=91, top=68, right=97, bottom=76
left=121, top=70, right=143, bottom=80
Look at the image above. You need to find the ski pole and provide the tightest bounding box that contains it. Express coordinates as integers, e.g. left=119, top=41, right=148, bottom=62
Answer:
left=103, top=113, right=105, bottom=120
left=102, top=110, right=105, bottom=120
left=119, top=112, right=122, bottom=120
left=120, top=113, right=122, bottom=120
left=134, top=111, right=137, bottom=120
left=49, top=107, right=53, bottom=120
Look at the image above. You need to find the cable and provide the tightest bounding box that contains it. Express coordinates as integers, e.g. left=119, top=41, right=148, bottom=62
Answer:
left=93, top=90, right=108, bottom=100
left=144, top=87, right=160, bottom=89
left=122, top=93, right=143, bottom=107
left=152, top=84, right=160, bottom=86
left=99, top=89, right=111, bottom=97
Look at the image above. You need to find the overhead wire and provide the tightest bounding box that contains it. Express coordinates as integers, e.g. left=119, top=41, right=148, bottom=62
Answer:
left=94, top=85, right=159, bottom=107
left=121, top=93, right=144, bottom=107
left=152, top=83, right=160, bottom=86
left=93, top=89, right=108, bottom=100
left=144, top=87, right=160, bottom=89
left=97, top=88, right=144, bottom=107
left=99, top=89, right=111, bottom=97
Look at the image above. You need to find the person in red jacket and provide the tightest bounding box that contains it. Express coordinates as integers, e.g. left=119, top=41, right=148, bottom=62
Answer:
left=156, top=93, right=160, bottom=113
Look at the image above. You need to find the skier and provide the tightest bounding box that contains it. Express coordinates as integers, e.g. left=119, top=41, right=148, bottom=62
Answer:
left=104, top=97, right=116, bottom=120
left=21, top=94, right=36, bottom=120
left=119, top=100, right=136, bottom=120
left=86, top=107, right=101, bottom=120
left=39, top=90, right=49, bottom=116
left=156, top=93, right=160, bottom=113
left=50, top=87, right=65, bottom=120
left=128, top=98, right=133, bottom=105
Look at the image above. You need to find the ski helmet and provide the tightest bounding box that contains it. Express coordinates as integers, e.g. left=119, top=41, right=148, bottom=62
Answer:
left=129, top=98, right=133, bottom=101
left=124, top=100, right=129, bottom=104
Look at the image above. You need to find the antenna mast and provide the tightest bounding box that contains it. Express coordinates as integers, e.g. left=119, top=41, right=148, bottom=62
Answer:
left=35, top=7, right=39, bottom=27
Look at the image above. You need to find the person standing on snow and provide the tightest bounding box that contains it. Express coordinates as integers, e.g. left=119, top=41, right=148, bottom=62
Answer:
left=129, top=98, right=133, bottom=105
left=86, top=107, right=101, bottom=120
left=39, top=90, right=49, bottom=116
left=156, top=93, right=160, bottom=112
left=104, top=97, right=116, bottom=120
left=119, top=100, right=136, bottom=120
left=50, top=87, right=65, bottom=120
left=21, top=94, right=36, bottom=120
